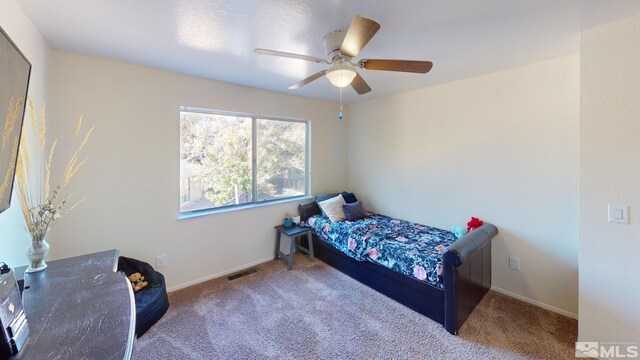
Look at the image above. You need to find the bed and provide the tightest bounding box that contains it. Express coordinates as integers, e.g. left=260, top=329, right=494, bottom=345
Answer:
left=298, top=196, right=498, bottom=335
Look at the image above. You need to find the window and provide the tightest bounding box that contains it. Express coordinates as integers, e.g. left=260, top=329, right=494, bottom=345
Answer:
left=179, top=107, right=308, bottom=214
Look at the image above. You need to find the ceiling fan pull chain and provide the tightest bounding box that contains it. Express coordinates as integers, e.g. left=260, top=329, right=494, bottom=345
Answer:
left=338, top=81, right=344, bottom=120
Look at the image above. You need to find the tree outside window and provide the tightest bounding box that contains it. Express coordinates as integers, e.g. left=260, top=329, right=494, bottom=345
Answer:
left=180, top=109, right=307, bottom=213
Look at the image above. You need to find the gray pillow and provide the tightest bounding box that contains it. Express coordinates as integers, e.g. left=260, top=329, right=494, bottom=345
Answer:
left=342, top=201, right=366, bottom=221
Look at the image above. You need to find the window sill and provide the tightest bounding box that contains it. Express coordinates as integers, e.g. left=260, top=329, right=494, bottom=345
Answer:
left=177, top=195, right=313, bottom=220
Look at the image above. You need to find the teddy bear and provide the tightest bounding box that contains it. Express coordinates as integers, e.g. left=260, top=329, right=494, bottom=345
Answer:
left=128, top=272, right=148, bottom=292
left=466, top=217, right=484, bottom=232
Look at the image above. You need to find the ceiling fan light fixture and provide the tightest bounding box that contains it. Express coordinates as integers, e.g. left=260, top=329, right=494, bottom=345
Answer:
left=326, top=62, right=357, bottom=88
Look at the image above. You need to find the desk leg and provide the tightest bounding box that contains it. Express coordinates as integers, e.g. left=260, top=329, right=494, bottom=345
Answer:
left=274, top=230, right=281, bottom=260
left=287, top=235, right=294, bottom=271
left=307, top=230, right=315, bottom=261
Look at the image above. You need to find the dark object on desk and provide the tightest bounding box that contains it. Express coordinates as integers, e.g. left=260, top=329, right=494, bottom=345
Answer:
left=0, top=268, right=29, bottom=359
left=14, top=249, right=135, bottom=360
left=118, top=256, right=170, bottom=337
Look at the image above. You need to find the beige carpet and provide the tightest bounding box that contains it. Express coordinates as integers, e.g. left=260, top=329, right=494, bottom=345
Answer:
left=133, top=254, right=577, bottom=359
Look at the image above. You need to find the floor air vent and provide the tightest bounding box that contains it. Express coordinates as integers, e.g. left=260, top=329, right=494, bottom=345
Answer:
left=227, top=268, right=257, bottom=281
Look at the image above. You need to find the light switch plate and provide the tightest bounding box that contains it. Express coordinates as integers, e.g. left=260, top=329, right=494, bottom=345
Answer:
left=608, top=204, right=629, bottom=224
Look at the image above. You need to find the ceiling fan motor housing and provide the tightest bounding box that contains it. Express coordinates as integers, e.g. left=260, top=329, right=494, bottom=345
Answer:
left=323, top=30, right=347, bottom=59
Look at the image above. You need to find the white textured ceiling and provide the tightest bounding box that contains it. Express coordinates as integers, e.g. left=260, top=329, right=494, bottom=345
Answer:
left=16, top=0, right=640, bottom=104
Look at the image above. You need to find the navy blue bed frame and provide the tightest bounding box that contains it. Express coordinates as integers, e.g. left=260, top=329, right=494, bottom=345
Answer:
left=299, top=201, right=498, bottom=334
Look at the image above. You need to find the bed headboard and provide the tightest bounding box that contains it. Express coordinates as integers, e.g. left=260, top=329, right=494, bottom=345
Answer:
left=298, top=201, right=322, bottom=222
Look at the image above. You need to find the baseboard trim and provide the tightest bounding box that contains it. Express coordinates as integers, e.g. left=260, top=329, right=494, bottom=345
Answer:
left=491, top=285, right=578, bottom=320
left=167, top=256, right=274, bottom=292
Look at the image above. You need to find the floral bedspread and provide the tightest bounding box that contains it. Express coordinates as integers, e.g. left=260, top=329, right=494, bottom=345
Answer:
left=302, top=212, right=457, bottom=288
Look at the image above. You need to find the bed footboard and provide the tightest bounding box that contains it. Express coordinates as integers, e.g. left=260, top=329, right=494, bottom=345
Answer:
left=442, top=223, right=498, bottom=334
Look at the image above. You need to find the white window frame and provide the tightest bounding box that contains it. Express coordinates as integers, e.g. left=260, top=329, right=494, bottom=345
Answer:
left=179, top=106, right=311, bottom=218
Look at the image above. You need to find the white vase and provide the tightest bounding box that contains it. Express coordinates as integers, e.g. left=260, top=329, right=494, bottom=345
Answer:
left=26, top=238, right=50, bottom=273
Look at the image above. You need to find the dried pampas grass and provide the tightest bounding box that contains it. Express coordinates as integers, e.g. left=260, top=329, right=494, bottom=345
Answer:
left=15, top=99, right=93, bottom=243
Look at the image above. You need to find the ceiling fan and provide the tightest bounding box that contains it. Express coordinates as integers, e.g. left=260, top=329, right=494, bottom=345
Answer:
left=254, top=14, right=433, bottom=95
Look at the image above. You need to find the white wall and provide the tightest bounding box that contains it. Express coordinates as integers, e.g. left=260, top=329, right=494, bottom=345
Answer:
left=47, top=51, right=346, bottom=289
left=579, top=15, right=640, bottom=344
left=347, top=55, right=580, bottom=317
left=0, top=0, right=49, bottom=267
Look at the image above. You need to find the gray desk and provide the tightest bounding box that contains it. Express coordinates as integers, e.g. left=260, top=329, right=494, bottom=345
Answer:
left=14, top=249, right=135, bottom=360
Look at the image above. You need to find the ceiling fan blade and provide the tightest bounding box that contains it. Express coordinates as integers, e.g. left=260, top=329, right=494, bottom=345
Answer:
left=361, top=59, right=433, bottom=73
left=289, top=70, right=327, bottom=90
left=340, top=15, right=381, bottom=58
left=351, top=73, right=371, bottom=95
left=254, top=48, right=327, bottom=64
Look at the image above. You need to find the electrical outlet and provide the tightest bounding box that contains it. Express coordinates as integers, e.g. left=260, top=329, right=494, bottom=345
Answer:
left=156, top=255, right=167, bottom=268
left=509, top=256, right=520, bottom=271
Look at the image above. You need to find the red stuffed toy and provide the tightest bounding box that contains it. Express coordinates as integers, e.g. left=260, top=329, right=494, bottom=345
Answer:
left=467, top=217, right=484, bottom=232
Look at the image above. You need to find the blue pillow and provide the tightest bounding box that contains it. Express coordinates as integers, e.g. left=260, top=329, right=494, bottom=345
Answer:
left=341, top=191, right=358, bottom=204
left=342, top=201, right=366, bottom=221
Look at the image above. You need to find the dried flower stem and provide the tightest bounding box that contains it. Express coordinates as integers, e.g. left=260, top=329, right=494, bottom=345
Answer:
left=15, top=99, right=92, bottom=244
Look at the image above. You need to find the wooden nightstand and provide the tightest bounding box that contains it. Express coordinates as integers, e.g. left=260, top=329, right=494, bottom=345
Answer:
left=274, top=225, right=314, bottom=270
